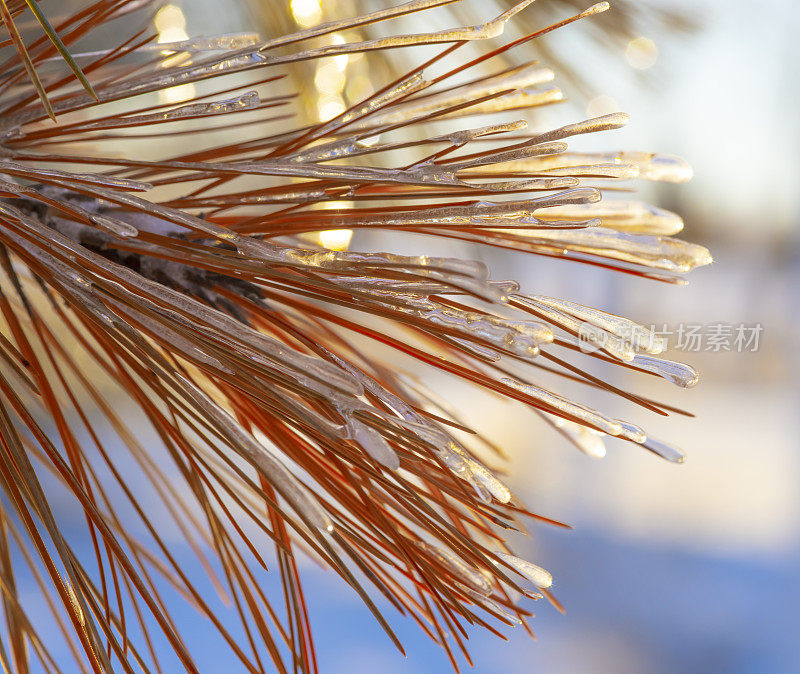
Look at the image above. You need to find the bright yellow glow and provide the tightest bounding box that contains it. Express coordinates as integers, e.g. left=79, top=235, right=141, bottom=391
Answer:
left=586, top=94, right=619, bottom=118
left=359, top=134, right=381, bottom=148
left=331, top=34, right=348, bottom=71
left=155, top=4, right=188, bottom=46
left=154, top=4, right=193, bottom=100
left=315, top=62, right=346, bottom=95
left=346, top=75, right=372, bottom=102
left=158, top=26, right=189, bottom=44
left=319, top=229, right=353, bottom=251
left=625, top=37, right=658, bottom=70
left=155, top=4, right=186, bottom=32
left=317, top=96, right=346, bottom=121
left=290, top=0, right=322, bottom=27
left=160, top=82, right=196, bottom=104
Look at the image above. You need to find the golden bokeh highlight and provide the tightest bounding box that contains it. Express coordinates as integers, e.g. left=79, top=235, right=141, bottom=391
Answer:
left=625, top=37, right=658, bottom=70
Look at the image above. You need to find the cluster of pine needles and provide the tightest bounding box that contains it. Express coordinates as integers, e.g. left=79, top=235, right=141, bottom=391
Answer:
left=0, top=1, right=708, bottom=672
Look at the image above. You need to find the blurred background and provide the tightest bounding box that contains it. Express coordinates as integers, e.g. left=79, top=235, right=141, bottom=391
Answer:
left=37, top=0, right=800, bottom=671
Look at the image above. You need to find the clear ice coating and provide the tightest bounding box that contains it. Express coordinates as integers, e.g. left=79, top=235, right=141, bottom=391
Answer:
left=61, top=92, right=261, bottom=131
left=502, top=377, right=623, bottom=435
left=412, top=304, right=552, bottom=361
left=0, top=179, right=138, bottom=238
left=175, top=374, right=335, bottom=533
left=616, top=151, right=694, bottom=183
left=34, top=33, right=263, bottom=61
left=0, top=160, right=152, bottom=191
left=104, top=299, right=231, bottom=373
left=266, top=248, right=504, bottom=303
left=292, top=195, right=594, bottom=232
left=509, top=227, right=712, bottom=272
left=515, top=295, right=636, bottom=362
left=449, top=337, right=503, bottom=361
left=495, top=552, right=553, bottom=589
left=530, top=295, right=667, bottom=356
left=531, top=202, right=684, bottom=236
left=484, top=150, right=692, bottom=184
left=348, top=62, right=555, bottom=130
left=286, top=0, right=539, bottom=63
left=151, top=33, right=263, bottom=52
left=318, top=349, right=494, bottom=491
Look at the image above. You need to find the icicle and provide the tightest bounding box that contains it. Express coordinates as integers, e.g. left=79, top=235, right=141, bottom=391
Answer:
left=631, top=354, right=699, bottom=388
left=439, top=87, right=564, bottom=119
left=641, top=436, right=686, bottom=463
left=617, top=152, right=693, bottom=183
left=531, top=295, right=667, bottom=355
left=315, top=349, right=481, bottom=488
left=548, top=112, right=629, bottom=138
left=479, top=150, right=691, bottom=184
left=301, top=71, right=429, bottom=145
left=327, top=276, right=454, bottom=296
left=300, top=195, right=594, bottom=233
left=458, top=584, right=523, bottom=625
left=449, top=141, right=568, bottom=172
left=347, top=418, right=400, bottom=471
left=491, top=280, right=521, bottom=297
left=586, top=2, right=611, bottom=17
left=290, top=119, right=529, bottom=164
left=296, top=0, right=538, bottom=57
left=508, top=227, right=712, bottom=272
left=495, top=552, right=553, bottom=589
left=522, top=163, right=640, bottom=179
left=248, top=246, right=505, bottom=302
left=518, top=296, right=636, bottom=361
